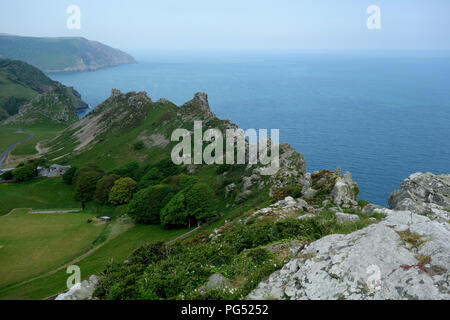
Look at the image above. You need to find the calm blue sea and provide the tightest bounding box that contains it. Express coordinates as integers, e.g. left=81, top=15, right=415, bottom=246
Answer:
left=48, top=51, right=450, bottom=206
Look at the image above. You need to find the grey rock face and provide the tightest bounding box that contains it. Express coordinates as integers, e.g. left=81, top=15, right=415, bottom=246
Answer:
left=248, top=209, right=450, bottom=300
left=330, top=172, right=358, bottom=206
left=55, top=275, right=98, bottom=300
left=303, top=188, right=317, bottom=200
left=389, top=172, right=450, bottom=221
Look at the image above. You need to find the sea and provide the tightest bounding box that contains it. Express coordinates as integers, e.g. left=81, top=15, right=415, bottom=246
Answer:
left=48, top=50, right=450, bottom=206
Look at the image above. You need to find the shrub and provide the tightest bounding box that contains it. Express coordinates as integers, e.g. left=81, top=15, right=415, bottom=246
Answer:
left=0, top=170, right=13, bottom=180
left=12, top=163, right=37, bottom=182
left=138, top=167, right=164, bottom=190
left=110, top=161, right=140, bottom=181
left=109, top=177, right=137, bottom=206
left=74, top=171, right=103, bottom=204
left=270, top=186, right=302, bottom=203
left=133, top=141, right=145, bottom=151
left=62, top=167, right=78, bottom=185
left=127, top=185, right=174, bottom=224
left=95, top=174, right=121, bottom=204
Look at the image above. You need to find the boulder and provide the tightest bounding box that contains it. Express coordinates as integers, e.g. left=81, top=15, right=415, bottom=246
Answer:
left=198, top=274, right=232, bottom=292
left=335, top=212, right=360, bottom=224
left=330, top=172, right=359, bottom=206
left=303, top=188, right=317, bottom=200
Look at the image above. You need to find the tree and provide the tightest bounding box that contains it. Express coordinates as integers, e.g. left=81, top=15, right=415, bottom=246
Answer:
left=137, top=158, right=183, bottom=190
left=12, top=163, right=37, bottom=182
left=177, top=175, right=199, bottom=191
left=127, top=185, right=173, bottom=224
left=185, top=183, right=216, bottom=226
left=110, top=161, right=141, bottom=181
left=108, top=177, right=137, bottom=206
left=160, top=192, right=188, bottom=228
left=62, top=167, right=78, bottom=185
left=74, top=171, right=103, bottom=206
left=95, top=174, right=120, bottom=204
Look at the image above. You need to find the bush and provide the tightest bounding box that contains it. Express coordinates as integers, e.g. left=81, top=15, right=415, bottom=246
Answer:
left=133, top=141, right=145, bottom=151
left=0, top=170, right=13, bottom=180
left=270, top=186, right=301, bottom=203
left=12, top=163, right=37, bottom=182
left=110, top=161, right=141, bottom=181
left=185, top=183, right=216, bottom=225
left=109, top=177, right=137, bottom=206
left=62, top=167, right=78, bottom=185
left=127, top=185, right=174, bottom=224
left=95, top=174, right=121, bottom=204
left=74, top=171, right=103, bottom=204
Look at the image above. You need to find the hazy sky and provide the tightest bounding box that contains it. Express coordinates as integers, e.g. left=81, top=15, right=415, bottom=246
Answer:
left=1, top=0, right=449, bottom=51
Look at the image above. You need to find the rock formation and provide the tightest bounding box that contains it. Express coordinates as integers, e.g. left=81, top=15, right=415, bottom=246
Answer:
left=389, top=172, right=450, bottom=222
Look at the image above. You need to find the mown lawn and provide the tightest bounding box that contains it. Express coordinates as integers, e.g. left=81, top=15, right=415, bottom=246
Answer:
left=0, top=209, right=103, bottom=288
left=0, top=177, right=80, bottom=215
left=0, top=224, right=190, bottom=300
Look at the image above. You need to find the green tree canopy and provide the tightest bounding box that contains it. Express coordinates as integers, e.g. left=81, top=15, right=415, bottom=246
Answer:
left=12, top=163, right=37, bottom=182
left=62, top=167, right=78, bottom=185
left=109, top=177, right=137, bottom=206
left=94, top=174, right=120, bottom=204
left=127, top=184, right=174, bottom=224
left=185, top=183, right=216, bottom=224
left=74, top=171, right=103, bottom=204
left=160, top=192, right=188, bottom=228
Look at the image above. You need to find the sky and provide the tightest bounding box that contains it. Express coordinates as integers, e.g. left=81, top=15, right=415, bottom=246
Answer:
left=1, top=0, right=449, bottom=51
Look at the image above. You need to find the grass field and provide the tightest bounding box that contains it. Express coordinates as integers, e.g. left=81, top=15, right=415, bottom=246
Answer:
left=0, top=177, right=80, bottom=215
left=0, top=223, right=190, bottom=299
left=9, top=124, right=66, bottom=157
left=0, top=127, right=28, bottom=154
left=0, top=209, right=103, bottom=288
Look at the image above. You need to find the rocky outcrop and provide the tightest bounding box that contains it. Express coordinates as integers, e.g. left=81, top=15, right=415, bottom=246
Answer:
left=248, top=208, right=450, bottom=300
left=389, top=172, right=450, bottom=222
left=55, top=275, right=98, bottom=300
left=330, top=171, right=359, bottom=206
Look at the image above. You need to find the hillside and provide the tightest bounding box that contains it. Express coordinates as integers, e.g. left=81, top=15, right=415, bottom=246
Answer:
left=0, top=58, right=88, bottom=124
left=0, top=35, right=136, bottom=72
left=1, top=90, right=448, bottom=301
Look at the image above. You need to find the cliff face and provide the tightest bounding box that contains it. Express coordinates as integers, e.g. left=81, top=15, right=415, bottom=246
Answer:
left=0, top=35, right=136, bottom=72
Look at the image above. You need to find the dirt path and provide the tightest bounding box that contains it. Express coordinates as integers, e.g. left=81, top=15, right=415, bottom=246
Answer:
left=0, top=131, right=34, bottom=170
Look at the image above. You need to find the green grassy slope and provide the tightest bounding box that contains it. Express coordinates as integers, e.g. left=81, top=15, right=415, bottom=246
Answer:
left=0, top=178, right=80, bottom=215
left=0, top=35, right=136, bottom=72
left=0, top=223, right=189, bottom=300
left=0, top=209, right=103, bottom=288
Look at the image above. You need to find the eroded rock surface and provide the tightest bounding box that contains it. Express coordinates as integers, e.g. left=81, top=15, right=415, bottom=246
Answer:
left=389, top=172, right=450, bottom=222
left=248, top=209, right=449, bottom=300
